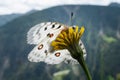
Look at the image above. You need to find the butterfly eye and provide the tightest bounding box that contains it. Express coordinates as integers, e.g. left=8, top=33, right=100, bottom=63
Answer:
left=55, top=52, right=61, bottom=57
left=38, top=44, right=43, bottom=50
left=47, top=33, right=54, bottom=38
left=72, top=27, right=75, bottom=30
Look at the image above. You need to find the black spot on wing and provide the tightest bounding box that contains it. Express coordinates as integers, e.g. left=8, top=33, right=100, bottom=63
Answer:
left=44, top=50, right=47, bottom=53
left=57, top=25, right=61, bottom=29
left=79, top=42, right=82, bottom=46
left=47, top=33, right=50, bottom=37
left=52, top=25, right=55, bottom=28
left=36, top=22, right=46, bottom=33
left=44, top=27, right=47, bottom=30
left=44, top=22, right=53, bottom=31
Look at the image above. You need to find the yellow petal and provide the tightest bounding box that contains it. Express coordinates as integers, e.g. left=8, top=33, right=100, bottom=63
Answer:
left=56, top=37, right=64, bottom=42
left=61, top=32, right=70, bottom=44
left=68, top=27, right=73, bottom=42
left=51, top=41, right=62, bottom=47
left=58, top=42, right=68, bottom=47
left=54, top=46, right=60, bottom=50
left=51, top=41, right=68, bottom=47
left=79, top=26, right=85, bottom=37
left=64, top=36, right=70, bottom=44
left=68, top=33, right=73, bottom=43
left=75, top=26, right=79, bottom=33
left=54, top=46, right=65, bottom=50
left=62, top=31, right=67, bottom=37
left=76, top=33, right=80, bottom=42
left=69, top=27, right=74, bottom=35
left=59, top=33, right=64, bottom=38
left=51, top=41, right=57, bottom=46
left=73, top=32, right=77, bottom=41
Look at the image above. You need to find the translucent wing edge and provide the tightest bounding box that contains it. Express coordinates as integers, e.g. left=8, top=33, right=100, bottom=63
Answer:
left=27, top=23, right=46, bottom=45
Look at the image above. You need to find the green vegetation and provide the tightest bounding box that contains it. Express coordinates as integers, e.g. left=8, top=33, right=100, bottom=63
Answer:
left=53, top=70, right=70, bottom=80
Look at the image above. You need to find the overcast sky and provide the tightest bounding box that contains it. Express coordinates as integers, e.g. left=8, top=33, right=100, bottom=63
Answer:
left=0, top=0, right=120, bottom=15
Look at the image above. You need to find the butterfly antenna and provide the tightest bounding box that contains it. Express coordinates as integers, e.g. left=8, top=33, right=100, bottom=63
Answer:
left=70, top=12, right=74, bottom=26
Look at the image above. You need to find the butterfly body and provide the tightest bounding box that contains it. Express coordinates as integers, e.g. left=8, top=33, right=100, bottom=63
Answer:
left=27, top=22, right=86, bottom=64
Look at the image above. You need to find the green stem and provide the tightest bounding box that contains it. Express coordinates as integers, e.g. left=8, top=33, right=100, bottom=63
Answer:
left=77, top=57, right=92, bottom=80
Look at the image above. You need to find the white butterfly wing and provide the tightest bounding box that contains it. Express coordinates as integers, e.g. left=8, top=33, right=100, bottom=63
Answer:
left=28, top=41, right=50, bottom=62
left=27, top=22, right=66, bottom=45
left=27, top=22, right=46, bottom=44
left=79, top=40, right=87, bottom=59
left=45, top=50, right=68, bottom=64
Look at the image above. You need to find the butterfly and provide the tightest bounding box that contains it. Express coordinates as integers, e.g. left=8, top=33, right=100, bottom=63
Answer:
left=27, top=22, right=86, bottom=64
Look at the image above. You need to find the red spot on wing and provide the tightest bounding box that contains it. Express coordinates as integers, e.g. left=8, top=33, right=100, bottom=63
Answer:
left=55, top=52, right=60, bottom=57
left=38, top=44, right=43, bottom=50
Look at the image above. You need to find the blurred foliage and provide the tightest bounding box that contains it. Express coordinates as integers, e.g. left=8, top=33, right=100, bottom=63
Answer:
left=53, top=70, right=70, bottom=80
left=0, top=5, right=120, bottom=80
left=116, top=73, right=120, bottom=80
left=107, top=75, right=115, bottom=80
left=101, top=34, right=117, bottom=43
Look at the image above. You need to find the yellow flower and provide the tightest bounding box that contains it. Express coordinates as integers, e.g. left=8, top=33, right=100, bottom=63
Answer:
left=51, top=25, right=92, bottom=80
left=51, top=26, right=85, bottom=59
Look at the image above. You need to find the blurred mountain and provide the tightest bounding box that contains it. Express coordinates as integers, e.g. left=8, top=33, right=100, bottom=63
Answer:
left=109, top=2, right=120, bottom=7
left=0, top=14, right=21, bottom=27
left=0, top=10, right=37, bottom=27
left=0, top=5, right=120, bottom=80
